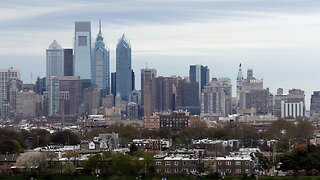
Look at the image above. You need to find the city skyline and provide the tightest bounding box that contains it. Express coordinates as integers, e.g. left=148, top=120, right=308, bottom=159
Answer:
left=1, top=0, right=320, bottom=107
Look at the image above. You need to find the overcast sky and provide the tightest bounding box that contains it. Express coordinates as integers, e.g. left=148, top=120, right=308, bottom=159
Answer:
left=1, top=0, right=320, bottom=108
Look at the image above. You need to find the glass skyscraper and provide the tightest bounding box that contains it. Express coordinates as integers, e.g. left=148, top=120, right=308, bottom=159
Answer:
left=189, top=65, right=210, bottom=96
left=116, top=34, right=132, bottom=101
left=74, top=21, right=91, bottom=79
left=46, top=40, right=63, bottom=83
left=91, top=21, right=110, bottom=97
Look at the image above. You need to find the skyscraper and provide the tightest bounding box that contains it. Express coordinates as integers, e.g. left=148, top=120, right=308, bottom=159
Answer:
left=311, top=91, right=320, bottom=116
left=189, top=65, right=209, bottom=97
left=91, top=21, right=110, bottom=97
left=0, top=68, right=20, bottom=117
left=141, top=68, right=157, bottom=109
left=74, top=21, right=91, bottom=79
left=46, top=40, right=64, bottom=82
left=116, top=34, right=132, bottom=101
left=63, top=49, right=73, bottom=76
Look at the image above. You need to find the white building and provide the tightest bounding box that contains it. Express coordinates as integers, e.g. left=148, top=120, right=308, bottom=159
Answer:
left=281, top=101, right=304, bottom=118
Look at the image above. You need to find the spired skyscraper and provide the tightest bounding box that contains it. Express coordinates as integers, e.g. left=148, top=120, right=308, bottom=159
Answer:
left=91, top=21, right=110, bottom=97
left=74, top=21, right=91, bottom=79
left=116, top=34, right=132, bottom=101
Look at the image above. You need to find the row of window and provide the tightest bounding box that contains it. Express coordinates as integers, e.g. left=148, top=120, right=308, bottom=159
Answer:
left=164, top=168, right=197, bottom=173
left=156, top=161, right=197, bottom=166
left=218, top=168, right=249, bottom=174
left=217, top=161, right=249, bottom=166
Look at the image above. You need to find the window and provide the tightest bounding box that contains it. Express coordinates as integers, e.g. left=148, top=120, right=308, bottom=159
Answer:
left=236, top=169, right=241, bottom=173
left=165, top=169, right=171, bottom=173
left=78, top=36, right=87, bottom=46
left=175, top=161, right=179, bottom=166
left=245, top=161, right=249, bottom=165
left=227, top=169, right=231, bottom=173
left=175, top=169, right=179, bottom=173
left=236, top=161, right=241, bottom=166
left=226, top=161, right=231, bottom=165
left=165, top=161, right=171, bottom=166
left=156, top=161, right=161, bottom=165
left=245, top=169, right=249, bottom=173
left=183, top=161, right=187, bottom=165
left=218, top=161, right=222, bottom=165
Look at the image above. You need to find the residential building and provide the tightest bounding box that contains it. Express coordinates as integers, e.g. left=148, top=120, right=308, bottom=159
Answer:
left=175, top=78, right=200, bottom=114
left=16, top=90, right=41, bottom=117
left=0, top=68, right=20, bottom=117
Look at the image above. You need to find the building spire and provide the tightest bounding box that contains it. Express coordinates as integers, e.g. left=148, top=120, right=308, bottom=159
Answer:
left=237, top=62, right=243, bottom=81
left=99, top=19, right=101, bottom=34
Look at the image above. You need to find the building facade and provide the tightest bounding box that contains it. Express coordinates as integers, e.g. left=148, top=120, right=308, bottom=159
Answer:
left=63, top=49, right=73, bottom=76
left=116, top=34, right=132, bottom=101
left=46, top=40, right=64, bottom=83
left=74, top=21, right=91, bottom=79
left=189, top=65, right=209, bottom=98
left=0, top=68, right=20, bottom=117
left=91, top=21, right=110, bottom=97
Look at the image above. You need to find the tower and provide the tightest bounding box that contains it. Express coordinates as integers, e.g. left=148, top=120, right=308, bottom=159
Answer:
left=141, top=68, right=157, bottom=116
left=236, top=63, right=244, bottom=100
left=91, top=20, right=110, bottom=97
left=46, top=40, right=64, bottom=83
left=74, top=21, right=91, bottom=79
left=116, top=34, right=132, bottom=101
left=189, top=65, right=209, bottom=98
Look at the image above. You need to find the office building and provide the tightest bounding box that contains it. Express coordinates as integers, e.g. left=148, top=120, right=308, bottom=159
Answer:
left=150, top=76, right=175, bottom=113
left=74, top=21, right=91, bottom=79
left=274, top=88, right=305, bottom=118
left=63, top=49, right=73, bottom=76
left=311, top=91, right=320, bottom=115
left=44, top=76, right=60, bottom=116
left=36, top=77, right=46, bottom=95
left=116, top=34, right=132, bottom=101
left=189, top=65, right=209, bottom=97
left=46, top=40, right=64, bottom=83
left=59, top=76, right=81, bottom=115
left=91, top=21, right=110, bottom=97
left=111, top=72, right=116, bottom=97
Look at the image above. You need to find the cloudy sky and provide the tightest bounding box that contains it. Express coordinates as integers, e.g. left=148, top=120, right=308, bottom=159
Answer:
left=1, top=0, right=320, bottom=107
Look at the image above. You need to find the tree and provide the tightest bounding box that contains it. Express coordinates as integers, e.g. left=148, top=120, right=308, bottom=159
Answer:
left=50, top=130, right=80, bottom=145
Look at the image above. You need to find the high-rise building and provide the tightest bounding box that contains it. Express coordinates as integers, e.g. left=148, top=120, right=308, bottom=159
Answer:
left=16, top=90, right=41, bottom=117
left=36, top=77, right=46, bottom=95
left=74, top=21, right=91, bottom=79
left=175, top=78, right=200, bottom=114
left=311, top=91, right=320, bottom=115
left=189, top=65, right=209, bottom=97
left=236, top=63, right=244, bottom=100
left=63, top=49, right=73, bottom=76
left=111, top=72, right=116, bottom=97
left=46, top=40, right=64, bottom=83
left=201, top=78, right=228, bottom=117
left=45, top=76, right=60, bottom=116
left=0, top=68, right=20, bottom=117
left=116, top=34, right=132, bottom=101
left=150, top=76, right=175, bottom=113
left=91, top=21, right=110, bottom=97
left=82, top=87, right=101, bottom=115
left=7, top=78, right=23, bottom=117
left=141, top=68, right=157, bottom=116
left=59, top=76, right=81, bottom=115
